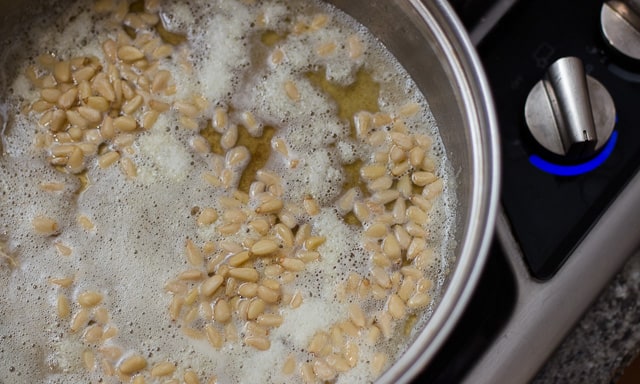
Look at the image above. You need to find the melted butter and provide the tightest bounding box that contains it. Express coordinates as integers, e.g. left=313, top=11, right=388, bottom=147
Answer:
left=307, top=68, right=380, bottom=225
left=156, top=22, right=187, bottom=46
left=200, top=122, right=275, bottom=194
left=306, top=67, right=380, bottom=138
left=260, top=30, right=287, bottom=46
left=124, top=0, right=187, bottom=45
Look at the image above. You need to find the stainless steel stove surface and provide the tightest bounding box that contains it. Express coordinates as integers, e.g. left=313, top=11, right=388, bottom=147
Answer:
left=412, top=0, right=640, bottom=382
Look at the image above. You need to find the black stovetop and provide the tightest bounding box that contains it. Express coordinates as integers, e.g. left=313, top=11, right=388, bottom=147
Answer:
left=478, top=0, right=640, bottom=280
left=413, top=0, right=640, bottom=381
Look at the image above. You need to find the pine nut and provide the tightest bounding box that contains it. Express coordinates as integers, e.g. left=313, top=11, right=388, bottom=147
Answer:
left=360, top=164, right=386, bottom=180
left=118, top=45, right=145, bottom=62
left=423, top=178, right=444, bottom=199
left=257, top=313, right=283, bottom=327
left=121, top=157, right=137, bottom=178
left=98, top=151, right=120, bottom=169
left=283, top=355, right=297, bottom=375
left=284, top=80, right=300, bottom=101
left=349, top=303, right=366, bottom=328
left=113, top=116, right=137, bottom=132
left=281, top=257, right=305, bottom=272
left=364, top=222, right=387, bottom=238
left=371, top=175, right=395, bottom=193
left=389, top=145, right=406, bottom=163
left=250, top=239, right=279, bottom=256
left=382, top=233, right=401, bottom=259
left=412, top=171, right=437, bottom=187
left=301, top=362, right=316, bottom=384
left=184, top=370, right=200, bottom=384
left=372, top=112, right=392, bottom=128
left=407, top=292, right=431, bottom=309
left=70, top=308, right=89, bottom=332
left=77, top=291, right=102, bottom=307
left=201, top=275, right=224, bottom=296
left=290, top=291, right=303, bottom=308
left=313, top=358, right=336, bottom=380
left=245, top=336, right=270, bottom=351
left=57, top=295, right=70, bottom=319
left=407, top=206, right=428, bottom=225
left=32, top=215, right=59, bottom=235
left=304, top=236, right=325, bottom=251
left=228, top=267, right=259, bottom=282
left=256, top=198, right=283, bottom=214
left=371, top=266, right=392, bottom=289
left=308, top=331, right=328, bottom=354
left=206, top=324, right=223, bottom=349
left=151, top=361, right=176, bottom=377
left=387, top=294, right=406, bottom=319
left=372, top=190, right=399, bottom=205
left=344, top=342, right=359, bottom=367
left=337, top=187, right=357, bottom=213
left=82, top=324, right=103, bottom=344
left=354, top=111, right=372, bottom=138
left=118, top=355, right=147, bottom=375
left=348, top=35, right=364, bottom=59
left=257, top=285, right=280, bottom=304
left=371, top=353, right=388, bottom=375
left=214, top=298, right=231, bottom=323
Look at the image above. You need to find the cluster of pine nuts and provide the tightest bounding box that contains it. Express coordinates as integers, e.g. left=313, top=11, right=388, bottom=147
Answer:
left=278, top=104, right=444, bottom=382
left=167, top=170, right=325, bottom=353
left=29, top=1, right=446, bottom=382
left=25, top=0, right=203, bottom=179
left=50, top=274, right=217, bottom=384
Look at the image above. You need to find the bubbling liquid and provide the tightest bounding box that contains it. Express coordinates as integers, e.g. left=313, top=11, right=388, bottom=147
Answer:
left=0, top=0, right=456, bottom=383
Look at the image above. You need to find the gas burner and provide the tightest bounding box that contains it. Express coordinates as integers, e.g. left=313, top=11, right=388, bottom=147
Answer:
left=412, top=0, right=640, bottom=382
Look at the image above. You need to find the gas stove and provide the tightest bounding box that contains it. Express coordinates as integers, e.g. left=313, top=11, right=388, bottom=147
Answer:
left=413, top=0, right=640, bottom=382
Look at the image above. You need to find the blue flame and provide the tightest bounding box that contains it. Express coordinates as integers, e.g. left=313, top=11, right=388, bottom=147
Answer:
left=529, top=130, right=618, bottom=176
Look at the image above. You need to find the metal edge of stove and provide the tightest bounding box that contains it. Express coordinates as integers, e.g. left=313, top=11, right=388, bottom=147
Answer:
left=460, top=164, right=640, bottom=383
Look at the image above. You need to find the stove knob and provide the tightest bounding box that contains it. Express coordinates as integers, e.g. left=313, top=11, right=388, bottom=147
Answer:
left=601, top=0, right=640, bottom=61
left=524, top=57, right=616, bottom=158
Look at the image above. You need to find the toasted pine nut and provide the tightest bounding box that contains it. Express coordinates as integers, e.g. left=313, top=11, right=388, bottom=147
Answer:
left=387, top=294, right=406, bottom=319
left=151, top=361, right=176, bottom=377
left=121, top=157, right=137, bottom=178
left=281, top=257, right=305, bottom=272
left=251, top=239, right=279, bottom=256
left=201, top=275, right=224, bottom=297
left=118, top=355, right=148, bottom=375
left=77, top=291, right=102, bottom=307
left=407, top=292, right=431, bottom=309
left=57, top=295, right=71, bottom=319
left=349, top=303, right=366, bottom=328
left=228, top=267, right=259, bottom=282
left=206, top=324, right=223, bottom=349
left=348, top=35, right=364, bottom=59
left=283, top=355, right=297, bottom=375
left=98, top=151, right=121, bottom=169
left=245, top=336, right=270, bottom=351
left=118, top=46, right=145, bottom=62
left=213, top=299, right=231, bottom=323
left=32, top=215, right=59, bottom=235
left=284, top=80, right=300, bottom=101
left=113, top=116, right=137, bottom=132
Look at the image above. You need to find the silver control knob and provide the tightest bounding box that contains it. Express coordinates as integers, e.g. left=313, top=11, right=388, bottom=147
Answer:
left=601, top=0, right=640, bottom=60
left=524, top=57, right=616, bottom=158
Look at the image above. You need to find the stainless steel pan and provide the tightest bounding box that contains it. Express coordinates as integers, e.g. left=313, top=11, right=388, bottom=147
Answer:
left=0, top=0, right=500, bottom=382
